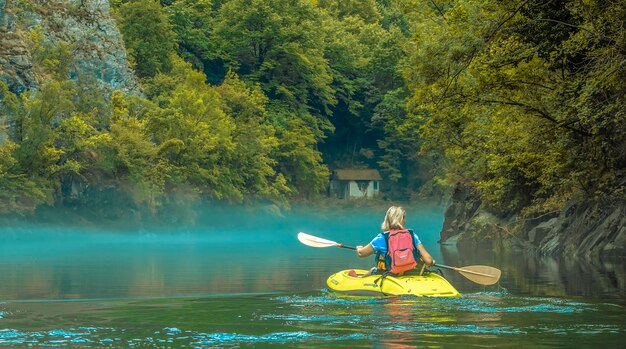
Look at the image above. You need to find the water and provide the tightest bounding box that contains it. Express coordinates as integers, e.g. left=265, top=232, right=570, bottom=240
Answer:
left=0, top=204, right=624, bottom=348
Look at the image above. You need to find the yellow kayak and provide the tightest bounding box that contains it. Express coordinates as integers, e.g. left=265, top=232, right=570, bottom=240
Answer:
left=326, top=269, right=461, bottom=297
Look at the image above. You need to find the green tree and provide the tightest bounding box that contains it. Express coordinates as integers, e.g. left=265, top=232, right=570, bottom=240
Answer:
left=107, top=91, right=167, bottom=206
left=215, top=72, right=291, bottom=202
left=212, top=0, right=335, bottom=128
left=0, top=83, right=50, bottom=213
left=318, top=0, right=382, bottom=23
left=165, top=0, right=216, bottom=74
left=117, top=0, right=178, bottom=78
left=0, top=142, right=50, bottom=214
left=27, top=26, right=75, bottom=80
left=145, top=58, right=241, bottom=200
left=273, top=117, right=330, bottom=199
left=13, top=80, right=75, bottom=180
left=319, top=7, right=409, bottom=170
left=400, top=0, right=625, bottom=213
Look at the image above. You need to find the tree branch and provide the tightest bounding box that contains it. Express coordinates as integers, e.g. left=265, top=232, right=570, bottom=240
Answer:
left=436, top=0, right=530, bottom=105
left=480, top=98, right=593, bottom=137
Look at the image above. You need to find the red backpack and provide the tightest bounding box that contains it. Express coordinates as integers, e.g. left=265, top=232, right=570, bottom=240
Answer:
left=384, top=229, right=418, bottom=274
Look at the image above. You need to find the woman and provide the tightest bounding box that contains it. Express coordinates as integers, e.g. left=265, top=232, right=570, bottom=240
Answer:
left=355, top=206, right=435, bottom=276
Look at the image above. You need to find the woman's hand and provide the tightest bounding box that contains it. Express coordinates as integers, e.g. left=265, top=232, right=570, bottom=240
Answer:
left=356, top=244, right=375, bottom=258
left=356, top=245, right=363, bottom=256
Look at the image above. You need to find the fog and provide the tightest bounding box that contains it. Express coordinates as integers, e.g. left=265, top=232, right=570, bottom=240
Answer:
left=0, top=202, right=448, bottom=300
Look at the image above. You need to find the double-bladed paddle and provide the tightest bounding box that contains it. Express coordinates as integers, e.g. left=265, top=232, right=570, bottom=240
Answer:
left=297, top=232, right=501, bottom=286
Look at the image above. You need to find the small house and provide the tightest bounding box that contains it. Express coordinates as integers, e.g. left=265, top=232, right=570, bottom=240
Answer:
left=329, top=168, right=382, bottom=199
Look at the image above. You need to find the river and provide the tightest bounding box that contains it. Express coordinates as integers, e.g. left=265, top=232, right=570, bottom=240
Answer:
left=0, top=204, right=623, bottom=348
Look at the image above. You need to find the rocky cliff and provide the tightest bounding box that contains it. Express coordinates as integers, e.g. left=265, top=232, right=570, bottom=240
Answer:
left=0, top=0, right=137, bottom=94
left=440, top=185, right=626, bottom=258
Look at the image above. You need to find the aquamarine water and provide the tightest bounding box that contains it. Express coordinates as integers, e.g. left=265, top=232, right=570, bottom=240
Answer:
left=0, top=204, right=623, bottom=348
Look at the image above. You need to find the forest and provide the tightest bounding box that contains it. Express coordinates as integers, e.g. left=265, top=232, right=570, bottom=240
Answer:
left=0, top=0, right=624, bottom=219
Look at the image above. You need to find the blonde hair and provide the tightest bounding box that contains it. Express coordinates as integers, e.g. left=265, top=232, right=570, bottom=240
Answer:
left=381, top=206, right=406, bottom=231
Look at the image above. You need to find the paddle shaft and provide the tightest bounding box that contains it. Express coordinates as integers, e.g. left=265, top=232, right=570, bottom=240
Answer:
left=336, top=245, right=494, bottom=279
left=435, top=263, right=496, bottom=278
left=330, top=244, right=490, bottom=277
left=297, top=232, right=500, bottom=284
left=336, top=244, right=356, bottom=250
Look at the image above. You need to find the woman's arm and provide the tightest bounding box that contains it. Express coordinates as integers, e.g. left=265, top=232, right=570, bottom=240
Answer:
left=417, top=244, right=435, bottom=266
left=356, top=243, right=375, bottom=258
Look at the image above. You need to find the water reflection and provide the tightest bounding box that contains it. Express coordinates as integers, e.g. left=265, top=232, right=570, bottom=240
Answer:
left=441, top=242, right=625, bottom=299
left=374, top=299, right=431, bottom=349
left=0, top=204, right=623, bottom=301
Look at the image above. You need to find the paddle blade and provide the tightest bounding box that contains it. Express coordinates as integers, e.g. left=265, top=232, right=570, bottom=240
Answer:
left=456, top=265, right=501, bottom=285
left=297, top=232, right=340, bottom=248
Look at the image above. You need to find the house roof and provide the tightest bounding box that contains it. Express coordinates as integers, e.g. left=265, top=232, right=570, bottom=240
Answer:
left=333, top=169, right=382, bottom=181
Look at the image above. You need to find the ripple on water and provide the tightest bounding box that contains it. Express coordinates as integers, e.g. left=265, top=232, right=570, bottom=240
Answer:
left=266, top=292, right=602, bottom=336
left=265, top=294, right=527, bottom=335
left=274, top=294, right=388, bottom=305
left=0, top=293, right=614, bottom=347
left=524, top=323, right=622, bottom=335
left=192, top=331, right=365, bottom=346
left=0, top=326, right=366, bottom=347
left=275, top=292, right=593, bottom=314
left=387, top=323, right=525, bottom=335
left=441, top=292, right=594, bottom=314
left=0, top=327, right=124, bottom=346
left=261, top=311, right=525, bottom=335
left=261, top=314, right=365, bottom=322
left=0, top=329, right=39, bottom=345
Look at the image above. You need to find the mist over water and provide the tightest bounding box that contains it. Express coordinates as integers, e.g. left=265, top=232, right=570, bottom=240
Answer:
left=0, top=202, right=624, bottom=348
left=0, top=202, right=447, bottom=301
left=0, top=202, right=624, bottom=301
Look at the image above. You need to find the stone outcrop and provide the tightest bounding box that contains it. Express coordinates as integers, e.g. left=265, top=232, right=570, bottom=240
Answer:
left=0, top=0, right=36, bottom=93
left=440, top=184, right=485, bottom=243
left=440, top=184, right=626, bottom=258
left=0, top=0, right=137, bottom=94
left=531, top=201, right=626, bottom=257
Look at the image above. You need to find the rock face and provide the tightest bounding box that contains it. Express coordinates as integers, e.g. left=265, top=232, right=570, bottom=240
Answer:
left=0, top=0, right=137, bottom=94
left=0, top=0, right=36, bottom=93
left=531, top=201, right=626, bottom=257
left=441, top=185, right=482, bottom=243
left=440, top=184, right=626, bottom=258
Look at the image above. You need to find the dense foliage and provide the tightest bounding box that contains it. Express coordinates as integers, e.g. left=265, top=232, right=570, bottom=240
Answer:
left=0, top=0, right=408, bottom=213
left=0, top=0, right=623, bottom=217
left=399, top=0, right=625, bottom=214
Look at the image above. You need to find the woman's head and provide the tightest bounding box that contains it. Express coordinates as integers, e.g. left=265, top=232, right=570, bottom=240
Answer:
left=381, top=206, right=406, bottom=231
